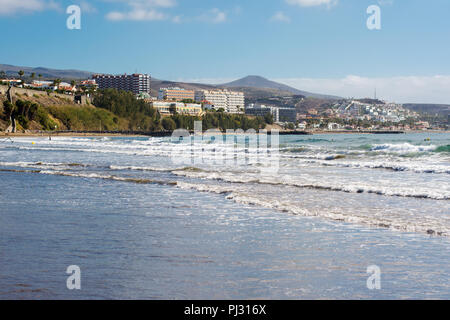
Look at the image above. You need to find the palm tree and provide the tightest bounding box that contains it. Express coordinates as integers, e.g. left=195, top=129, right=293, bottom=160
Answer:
left=52, top=78, right=62, bottom=90
left=18, top=70, right=24, bottom=84
left=31, top=72, right=36, bottom=80
left=38, top=74, right=42, bottom=81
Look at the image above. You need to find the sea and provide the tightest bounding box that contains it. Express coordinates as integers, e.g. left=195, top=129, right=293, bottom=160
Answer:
left=0, top=132, right=449, bottom=299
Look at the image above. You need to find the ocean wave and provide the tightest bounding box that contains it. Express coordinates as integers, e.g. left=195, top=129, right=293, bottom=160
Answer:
left=291, top=158, right=450, bottom=174
left=38, top=170, right=177, bottom=185
left=0, top=161, right=88, bottom=170
left=175, top=181, right=449, bottom=236
left=172, top=170, right=450, bottom=200
left=370, top=143, right=437, bottom=153
left=434, top=145, right=450, bottom=153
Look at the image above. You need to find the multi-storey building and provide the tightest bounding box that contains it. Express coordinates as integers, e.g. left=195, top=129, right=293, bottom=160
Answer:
left=151, top=101, right=203, bottom=116
left=92, top=73, right=150, bottom=95
left=158, top=87, right=195, bottom=102
left=225, top=90, right=245, bottom=114
left=278, top=108, right=298, bottom=123
left=245, top=104, right=279, bottom=122
left=195, top=89, right=244, bottom=114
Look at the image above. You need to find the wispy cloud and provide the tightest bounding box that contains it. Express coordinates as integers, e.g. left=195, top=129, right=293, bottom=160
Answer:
left=286, top=0, right=338, bottom=8
left=78, top=1, right=97, bottom=14
left=105, top=1, right=226, bottom=24
left=106, top=9, right=166, bottom=21
left=198, top=8, right=227, bottom=24
left=0, top=0, right=60, bottom=16
left=270, top=11, right=291, bottom=23
left=105, top=0, right=175, bottom=21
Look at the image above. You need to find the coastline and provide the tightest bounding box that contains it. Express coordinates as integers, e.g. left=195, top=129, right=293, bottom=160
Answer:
left=1, top=129, right=449, bottom=138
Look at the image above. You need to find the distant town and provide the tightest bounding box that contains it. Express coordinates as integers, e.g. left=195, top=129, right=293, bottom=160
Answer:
left=1, top=70, right=449, bottom=132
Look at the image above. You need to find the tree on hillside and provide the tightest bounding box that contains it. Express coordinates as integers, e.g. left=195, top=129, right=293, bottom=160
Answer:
left=53, top=78, right=62, bottom=89
left=3, top=100, right=15, bottom=119
left=169, top=103, right=177, bottom=115
left=18, top=70, right=24, bottom=80
left=162, top=117, right=176, bottom=131
left=92, top=88, right=157, bottom=119
left=264, top=112, right=274, bottom=125
left=0, top=70, right=6, bottom=79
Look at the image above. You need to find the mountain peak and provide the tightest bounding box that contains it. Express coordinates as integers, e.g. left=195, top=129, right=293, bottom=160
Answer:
left=222, top=75, right=340, bottom=100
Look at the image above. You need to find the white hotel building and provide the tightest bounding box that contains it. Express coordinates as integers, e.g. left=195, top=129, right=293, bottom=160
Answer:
left=195, top=89, right=245, bottom=114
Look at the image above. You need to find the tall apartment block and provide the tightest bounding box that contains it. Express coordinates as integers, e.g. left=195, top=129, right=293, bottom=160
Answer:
left=195, top=89, right=245, bottom=114
left=245, top=104, right=280, bottom=122
left=158, top=87, right=195, bottom=101
left=92, top=73, right=151, bottom=95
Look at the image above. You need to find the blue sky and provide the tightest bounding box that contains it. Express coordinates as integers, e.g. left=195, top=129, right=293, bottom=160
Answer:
left=1, top=0, right=450, bottom=103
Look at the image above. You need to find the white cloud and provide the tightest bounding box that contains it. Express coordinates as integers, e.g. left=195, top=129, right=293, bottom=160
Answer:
left=378, top=0, right=394, bottom=6
left=199, top=8, right=227, bottom=24
left=106, top=9, right=166, bottom=21
left=104, top=0, right=176, bottom=8
left=270, top=11, right=291, bottom=23
left=172, top=15, right=182, bottom=23
left=276, top=75, right=450, bottom=104
left=79, top=1, right=97, bottom=14
left=105, top=0, right=175, bottom=21
left=286, top=0, right=338, bottom=8
left=0, top=0, right=59, bottom=15
left=104, top=1, right=227, bottom=24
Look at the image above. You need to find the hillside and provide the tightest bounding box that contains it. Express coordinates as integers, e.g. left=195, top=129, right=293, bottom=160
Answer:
left=222, top=75, right=341, bottom=100
left=0, top=64, right=94, bottom=80
left=149, top=78, right=216, bottom=97
left=404, top=104, right=450, bottom=116
left=1, top=87, right=272, bottom=133
left=0, top=88, right=129, bottom=132
left=1, top=64, right=341, bottom=101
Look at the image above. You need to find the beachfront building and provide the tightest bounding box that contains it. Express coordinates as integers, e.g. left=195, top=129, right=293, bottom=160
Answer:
left=79, top=79, right=98, bottom=91
left=0, top=79, right=22, bottom=86
left=28, top=80, right=76, bottom=93
left=92, top=73, right=151, bottom=95
left=195, top=89, right=244, bottom=114
left=278, top=107, right=298, bottom=123
left=328, top=123, right=341, bottom=131
left=28, top=80, right=54, bottom=89
left=151, top=101, right=203, bottom=116
left=245, top=104, right=280, bottom=122
left=158, top=87, right=195, bottom=102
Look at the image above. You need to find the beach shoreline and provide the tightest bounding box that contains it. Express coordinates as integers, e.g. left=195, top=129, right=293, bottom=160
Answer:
left=1, top=129, right=449, bottom=138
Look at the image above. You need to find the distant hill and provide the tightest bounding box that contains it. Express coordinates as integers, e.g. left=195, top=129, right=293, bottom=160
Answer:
left=0, top=64, right=93, bottom=80
left=149, top=78, right=216, bottom=97
left=222, top=75, right=340, bottom=100
left=404, top=104, right=450, bottom=116
left=0, top=64, right=338, bottom=101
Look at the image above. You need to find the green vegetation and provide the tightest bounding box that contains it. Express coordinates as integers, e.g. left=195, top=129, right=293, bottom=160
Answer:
left=1, top=88, right=272, bottom=133
left=93, top=88, right=160, bottom=131
left=45, top=105, right=125, bottom=131
left=202, top=112, right=266, bottom=131
left=93, top=88, right=270, bottom=132
left=2, top=99, right=56, bottom=130
left=1, top=98, right=128, bottom=132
